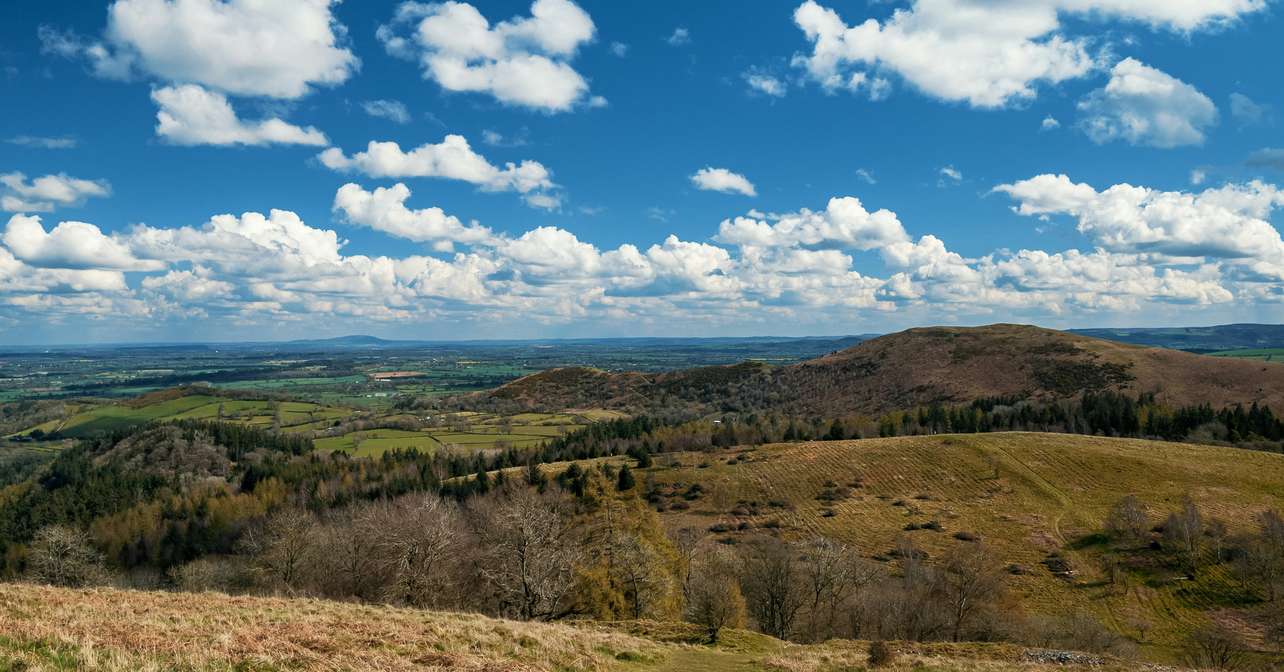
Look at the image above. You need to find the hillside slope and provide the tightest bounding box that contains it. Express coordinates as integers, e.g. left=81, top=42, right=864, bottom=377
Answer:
left=641, top=432, right=1284, bottom=659
left=484, top=324, right=1284, bottom=416
left=0, top=583, right=1170, bottom=671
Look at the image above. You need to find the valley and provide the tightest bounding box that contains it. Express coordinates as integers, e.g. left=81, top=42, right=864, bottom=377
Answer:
left=1, top=324, right=1282, bottom=671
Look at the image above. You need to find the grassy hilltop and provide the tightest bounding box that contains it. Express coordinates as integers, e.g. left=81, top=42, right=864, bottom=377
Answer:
left=634, top=433, right=1284, bottom=661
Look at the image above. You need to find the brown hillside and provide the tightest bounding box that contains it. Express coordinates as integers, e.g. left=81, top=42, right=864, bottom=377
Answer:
left=482, top=324, right=1284, bottom=416
left=489, top=366, right=654, bottom=409
left=781, top=323, right=1284, bottom=415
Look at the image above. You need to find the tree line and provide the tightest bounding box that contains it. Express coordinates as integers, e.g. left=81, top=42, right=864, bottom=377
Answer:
left=876, top=392, right=1283, bottom=452
left=477, top=394, right=1284, bottom=474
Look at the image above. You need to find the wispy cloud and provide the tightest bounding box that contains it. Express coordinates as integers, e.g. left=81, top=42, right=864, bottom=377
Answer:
left=7, top=135, right=78, bottom=149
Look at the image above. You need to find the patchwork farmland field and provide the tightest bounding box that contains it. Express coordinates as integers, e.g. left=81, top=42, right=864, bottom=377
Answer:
left=1211, top=348, right=1283, bottom=362
left=4, top=389, right=595, bottom=457
left=9, top=395, right=354, bottom=439
left=314, top=411, right=588, bottom=456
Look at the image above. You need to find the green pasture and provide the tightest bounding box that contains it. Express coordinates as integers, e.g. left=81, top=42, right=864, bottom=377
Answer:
left=15, top=395, right=357, bottom=439
left=1210, top=348, right=1282, bottom=362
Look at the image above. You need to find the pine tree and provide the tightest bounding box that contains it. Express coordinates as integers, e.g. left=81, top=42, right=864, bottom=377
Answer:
left=617, top=464, right=636, bottom=491
left=525, top=460, right=546, bottom=488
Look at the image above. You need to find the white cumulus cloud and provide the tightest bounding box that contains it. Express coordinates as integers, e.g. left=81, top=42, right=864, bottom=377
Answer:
left=4, top=214, right=162, bottom=271
left=319, top=135, right=556, bottom=198
left=377, top=0, right=596, bottom=112
left=1077, top=58, right=1217, bottom=148
left=995, top=174, right=1284, bottom=267
left=152, top=85, right=328, bottom=147
left=791, top=0, right=1264, bottom=109
left=58, top=0, right=358, bottom=99
left=1, top=172, right=111, bottom=213
left=691, top=168, right=757, bottom=197
left=716, top=196, right=909, bottom=252
left=333, top=183, right=496, bottom=249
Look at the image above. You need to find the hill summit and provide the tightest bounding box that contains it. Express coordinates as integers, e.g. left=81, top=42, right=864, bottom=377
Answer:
left=487, top=324, right=1284, bottom=416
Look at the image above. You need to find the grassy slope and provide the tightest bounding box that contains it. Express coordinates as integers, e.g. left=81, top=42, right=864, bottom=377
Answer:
left=643, top=433, right=1284, bottom=660
left=0, top=584, right=1167, bottom=672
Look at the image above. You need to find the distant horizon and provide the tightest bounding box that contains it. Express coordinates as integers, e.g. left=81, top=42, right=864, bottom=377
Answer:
left=4, top=320, right=1283, bottom=349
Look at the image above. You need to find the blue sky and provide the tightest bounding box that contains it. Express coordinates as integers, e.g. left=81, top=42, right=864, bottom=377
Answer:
left=1, top=0, right=1283, bottom=343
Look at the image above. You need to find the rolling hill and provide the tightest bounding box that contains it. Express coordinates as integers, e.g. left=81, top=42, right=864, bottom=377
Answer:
left=0, top=583, right=1175, bottom=671
left=486, top=324, right=1284, bottom=416
left=638, top=432, right=1284, bottom=661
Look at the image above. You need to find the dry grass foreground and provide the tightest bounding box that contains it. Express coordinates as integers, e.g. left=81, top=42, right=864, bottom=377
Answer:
left=0, top=583, right=1180, bottom=672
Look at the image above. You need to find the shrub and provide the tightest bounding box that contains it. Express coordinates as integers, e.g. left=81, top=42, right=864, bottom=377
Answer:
left=170, top=556, right=251, bottom=593
left=1183, top=625, right=1248, bottom=671
left=868, top=640, right=896, bottom=668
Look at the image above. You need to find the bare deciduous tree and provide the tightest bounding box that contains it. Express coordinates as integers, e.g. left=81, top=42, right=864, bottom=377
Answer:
left=937, top=542, right=1006, bottom=642
left=1183, top=624, right=1248, bottom=671
left=1104, top=494, right=1149, bottom=543
left=472, top=489, right=581, bottom=621
left=27, top=525, right=104, bottom=588
left=378, top=495, right=461, bottom=608
left=1236, top=509, right=1284, bottom=602
left=669, top=526, right=706, bottom=604
left=685, top=547, right=746, bottom=644
left=797, top=536, right=874, bottom=642
left=739, top=536, right=805, bottom=640
left=1164, top=496, right=1204, bottom=574
left=240, top=507, right=316, bottom=593
left=316, top=502, right=387, bottom=600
